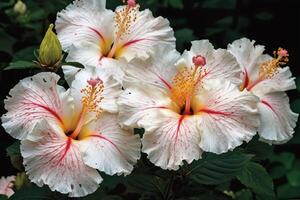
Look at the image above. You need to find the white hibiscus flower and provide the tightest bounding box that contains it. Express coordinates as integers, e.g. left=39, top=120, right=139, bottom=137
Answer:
left=1, top=67, right=141, bottom=197
left=118, top=42, right=259, bottom=170
left=55, top=0, right=175, bottom=82
left=228, top=38, right=298, bottom=144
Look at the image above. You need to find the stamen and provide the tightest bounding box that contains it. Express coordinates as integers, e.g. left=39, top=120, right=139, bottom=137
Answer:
left=170, top=55, right=207, bottom=114
left=246, top=47, right=289, bottom=91
left=69, top=78, right=104, bottom=139
left=107, top=1, right=139, bottom=58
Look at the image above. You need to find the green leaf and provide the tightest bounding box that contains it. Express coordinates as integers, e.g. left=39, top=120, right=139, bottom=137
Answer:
left=13, top=46, right=36, bottom=61
left=10, top=185, right=55, bottom=200
left=82, top=189, right=122, bottom=200
left=202, top=0, right=236, bottom=9
left=235, top=189, right=253, bottom=200
left=175, top=28, right=196, bottom=51
left=4, top=60, right=39, bottom=70
left=237, top=162, right=275, bottom=199
left=0, top=28, right=16, bottom=54
left=167, top=0, right=183, bottom=9
left=271, top=152, right=295, bottom=170
left=270, top=165, right=287, bottom=179
left=287, top=170, right=300, bottom=187
left=0, top=195, right=7, bottom=200
left=6, top=141, right=21, bottom=156
left=245, top=136, right=274, bottom=161
left=125, top=173, right=173, bottom=199
left=188, top=151, right=252, bottom=185
left=277, top=183, right=300, bottom=199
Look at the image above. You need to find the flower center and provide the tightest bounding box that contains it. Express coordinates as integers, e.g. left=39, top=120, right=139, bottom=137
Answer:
left=245, top=48, right=289, bottom=91
left=170, top=55, right=207, bottom=115
left=68, top=78, right=104, bottom=139
left=106, top=1, right=140, bottom=59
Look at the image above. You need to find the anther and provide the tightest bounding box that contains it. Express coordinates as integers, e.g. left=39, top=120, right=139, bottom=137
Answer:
left=192, top=55, right=206, bottom=67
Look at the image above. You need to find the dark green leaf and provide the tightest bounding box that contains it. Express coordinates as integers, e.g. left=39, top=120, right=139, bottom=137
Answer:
left=188, top=151, right=252, bottom=185
left=4, top=60, right=39, bottom=70
left=0, top=195, right=7, bottom=200
left=167, top=0, right=183, bottom=9
left=271, top=152, right=295, bottom=170
left=237, top=162, right=275, bottom=199
left=0, top=28, right=16, bottom=54
left=202, top=0, right=236, bottom=9
left=270, top=165, right=287, bottom=179
left=6, top=141, right=21, bottom=156
left=255, top=12, right=273, bottom=21
left=245, top=136, right=274, bottom=161
left=277, top=183, right=300, bottom=199
left=287, top=170, right=300, bottom=187
left=10, top=185, right=55, bottom=200
left=235, top=189, right=253, bottom=200
left=175, top=28, right=196, bottom=51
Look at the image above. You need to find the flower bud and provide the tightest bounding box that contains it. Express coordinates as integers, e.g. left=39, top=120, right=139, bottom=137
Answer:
left=37, top=24, right=62, bottom=71
left=13, top=0, right=27, bottom=15
left=14, top=172, right=29, bottom=190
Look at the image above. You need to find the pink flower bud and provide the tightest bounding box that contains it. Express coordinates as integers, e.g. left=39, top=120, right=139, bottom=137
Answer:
left=127, top=0, right=136, bottom=7
left=192, top=55, right=206, bottom=67
left=87, top=77, right=102, bottom=87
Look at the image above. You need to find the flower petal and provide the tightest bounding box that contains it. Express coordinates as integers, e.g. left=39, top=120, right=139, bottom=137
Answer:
left=252, top=66, right=296, bottom=94
left=118, top=83, right=171, bottom=128
left=124, top=45, right=180, bottom=90
left=116, top=8, right=175, bottom=61
left=196, top=80, right=259, bottom=154
left=56, top=0, right=114, bottom=52
left=178, top=40, right=241, bottom=84
left=21, top=121, right=102, bottom=197
left=62, top=64, right=82, bottom=86
left=257, top=92, right=298, bottom=144
left=227, top=38, right=265, bottom=81
left=0, top=176, right=15, bottom=198
left=79, top=113, right=141, bottom=175
left=1, top=72, right=72, bottom=140
left=142, top=111, right=202, bottom=170
left=71, top=66, right=122, bottom=113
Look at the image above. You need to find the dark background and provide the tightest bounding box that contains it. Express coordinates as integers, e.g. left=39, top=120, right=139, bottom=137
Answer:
left=0, top=0, right=300, bottom=199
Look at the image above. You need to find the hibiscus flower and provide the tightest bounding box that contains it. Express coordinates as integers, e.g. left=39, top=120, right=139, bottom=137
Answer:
left=228, top=38, right=298, bottom=144
left=2, top=67, right=140, bottom=197
left=118, top=42, right=259, bottom=170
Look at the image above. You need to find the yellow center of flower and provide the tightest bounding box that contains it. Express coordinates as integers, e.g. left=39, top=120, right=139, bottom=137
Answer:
left=245, top=48, right=289, bottom=91
left=170, top=60, right=207, bottom=115
left=106, top=3, right=140, bottom=58
left=68, top=78, right=104, bottom=139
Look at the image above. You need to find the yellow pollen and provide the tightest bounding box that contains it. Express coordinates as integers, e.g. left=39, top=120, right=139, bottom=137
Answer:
left=259, top=47, right=289, bottom=80
left=114, top=4, right=139, bottom=40
left=170, top=65, right=207, bottom=108
left=81, top=81, right=104, bottom=118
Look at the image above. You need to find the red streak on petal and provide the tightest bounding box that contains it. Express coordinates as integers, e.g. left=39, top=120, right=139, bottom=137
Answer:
left=89, top=27, right=105, bottom=42
left=261, top=99, right=276, bottom=113
left=31, top=102, right=64, bottom=125
left=175, top=115, right=185, bottom=142
left=122, top=39, right=144, bottom=48
left=159, top=76, right=172, bottom=89
left=142, top=106, right=168, bottom=110
left=242, top=68, right=250, bottom=89
left=199, top=108, right=232, bottom=116
left=89, top=134, right=123, bottom=155
left=58, top=137, right=72, bottom=163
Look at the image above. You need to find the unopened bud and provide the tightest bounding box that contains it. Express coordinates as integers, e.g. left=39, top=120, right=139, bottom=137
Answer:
left=37, top=24, right=62, bottom=71
left=14, top=172, right=29, bottom=190
left=192, top=55, right=206, bottom=67
left=13, top=0, right=27, bottom=15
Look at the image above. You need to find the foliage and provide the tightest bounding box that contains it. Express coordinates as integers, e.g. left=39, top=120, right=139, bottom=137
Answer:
left=0, top=0, right=299, bottom=199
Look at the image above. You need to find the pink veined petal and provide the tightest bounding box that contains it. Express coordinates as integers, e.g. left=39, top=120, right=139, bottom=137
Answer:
left=257, top=92, right=298, bottom=144
left=79, top=113, right=141, bottom=175
left=0, top=176, right=15, bottom=198
left=179, top=40, right=241, bottom=85
left=196, top=80, right=259, bottom=154
left=1, top=72, right=69, bottom=140
left=142, top=111, right=202, bottom=170
left=118, top=83, right=171, bottom=129
left=21, top=121, right=102, bottom=197
left=116, top=8, right=175, bottom=61
left=55, top=0, right=114, bottom=52
left=227, top=37, right=265, bottom=82
left=124, top=45, right=180, bottom=90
